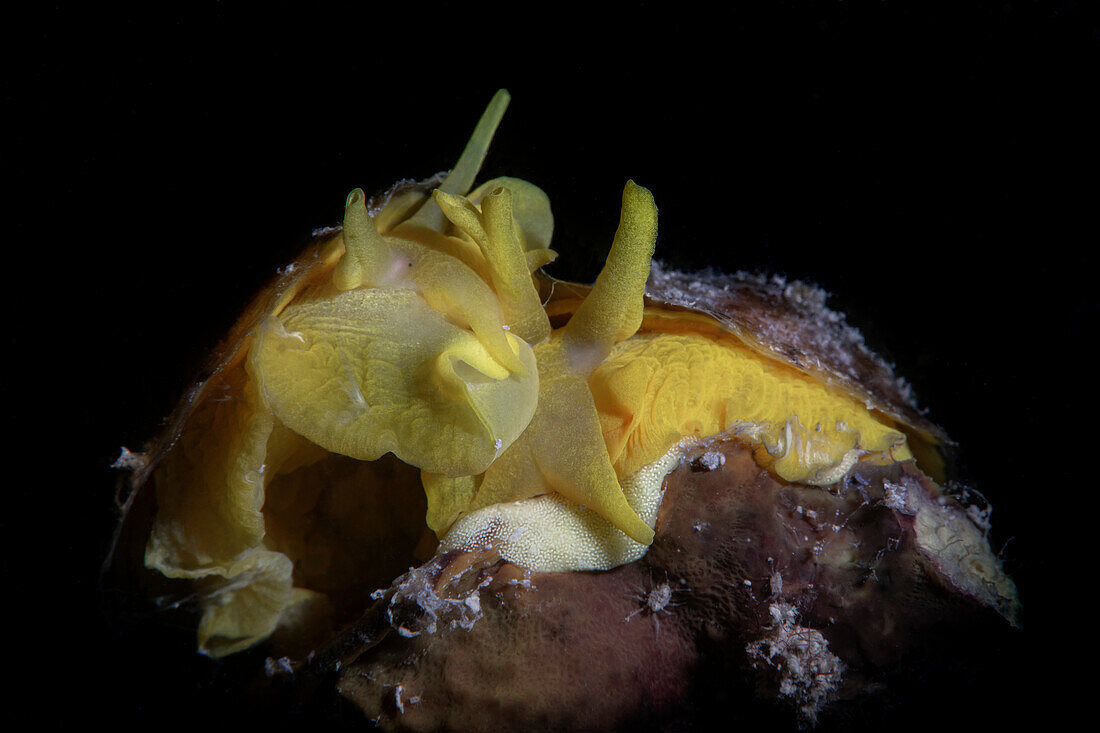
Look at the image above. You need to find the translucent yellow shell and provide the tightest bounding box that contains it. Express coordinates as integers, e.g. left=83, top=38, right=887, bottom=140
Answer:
left=142, top=90, right=927, bottom=656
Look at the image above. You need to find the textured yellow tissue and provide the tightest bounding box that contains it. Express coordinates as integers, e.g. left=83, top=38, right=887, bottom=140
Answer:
left=143, top=89, right=915, bottom=656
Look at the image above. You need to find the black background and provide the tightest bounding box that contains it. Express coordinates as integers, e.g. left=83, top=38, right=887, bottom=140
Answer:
left=5, top=2, right=1091, bottom=729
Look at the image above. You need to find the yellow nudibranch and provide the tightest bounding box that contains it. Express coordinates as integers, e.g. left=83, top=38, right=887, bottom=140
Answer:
left=144, top=90, right=922, bottom=656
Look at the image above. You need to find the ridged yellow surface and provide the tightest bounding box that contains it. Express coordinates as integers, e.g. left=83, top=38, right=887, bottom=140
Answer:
left=591, top=331, right=910, bottom=483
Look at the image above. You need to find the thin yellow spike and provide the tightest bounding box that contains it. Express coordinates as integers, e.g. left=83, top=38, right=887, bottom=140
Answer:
left=400, top=90, right=511, bottom=232
left=480, top=188, right=551, bottom=344
left=333, top=188, right=389, bottom=291
left=432, top=189, right=489, bottom=247
left=434, top=188, right=551, bottom=346
left=562, top=181, right=657, bottom=370
left=439, top=90, right=511, bottom=196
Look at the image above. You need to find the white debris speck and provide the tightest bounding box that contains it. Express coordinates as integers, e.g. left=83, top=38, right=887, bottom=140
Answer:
left=698, top=450, right=725, bottom=470
left=882, top=480, right=910, bottom=512
left=111, top=447, right=148, bottom=471
left=769, top=571, right=784, bottom=596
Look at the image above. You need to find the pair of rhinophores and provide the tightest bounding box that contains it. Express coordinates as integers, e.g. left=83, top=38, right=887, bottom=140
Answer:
left=134, top=90, right=935, bottom=656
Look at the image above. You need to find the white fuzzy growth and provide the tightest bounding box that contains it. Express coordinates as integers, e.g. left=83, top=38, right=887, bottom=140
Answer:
left=746, top=603, right=845, bottom=722
left=698, top=450, right=725, bottom=471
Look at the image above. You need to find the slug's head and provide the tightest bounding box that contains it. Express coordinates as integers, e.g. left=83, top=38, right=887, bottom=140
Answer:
left=253, top=90, right=558, bottom=478
left=251, top=89, right=658, bottom=530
